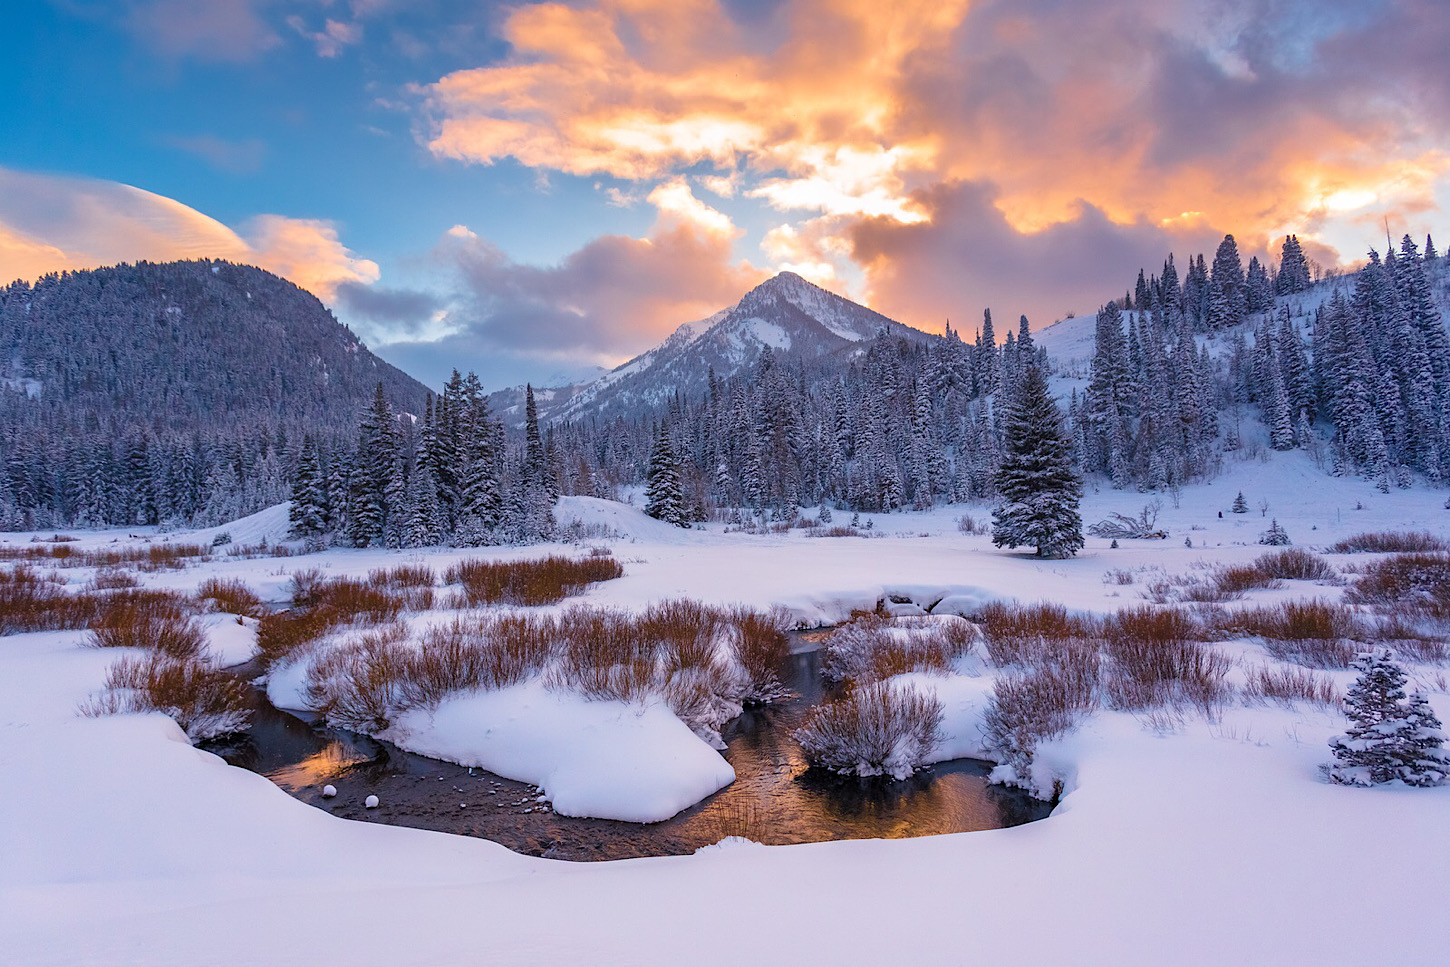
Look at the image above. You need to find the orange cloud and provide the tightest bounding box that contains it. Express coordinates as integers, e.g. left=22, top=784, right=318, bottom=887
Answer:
left=0, top=168, right=377, bottom=301
left=419, top=0, right=1450, bottom=298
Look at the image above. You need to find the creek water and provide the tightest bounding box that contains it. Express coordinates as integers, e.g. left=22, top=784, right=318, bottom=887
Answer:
left=214, top=637, right=1051, bottom=861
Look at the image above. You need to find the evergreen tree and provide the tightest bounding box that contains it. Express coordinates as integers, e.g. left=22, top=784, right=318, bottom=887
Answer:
left=1208, top=234, right=1247, bottom=329
left=1330, top=649, right=1449, bottom=787
left=991, top=366, right=1083, bottom=558
left=645, top=424, right=686, bottom=527
left=1232, top=491, right=1248, bottom=513
left=288, top=435, right=328, bottom=539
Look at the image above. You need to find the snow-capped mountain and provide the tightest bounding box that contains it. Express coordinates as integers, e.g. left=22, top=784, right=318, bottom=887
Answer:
left=493, top=272, right=933, bottom=425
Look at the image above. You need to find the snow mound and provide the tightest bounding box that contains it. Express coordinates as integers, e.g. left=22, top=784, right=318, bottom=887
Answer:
left=555, top=495, right=708, bottom=546
left=200, top=613, right=259, bottom=667
left=184, top=502, right=294, bottom=549
left=385, top=680, right=735, bottom=823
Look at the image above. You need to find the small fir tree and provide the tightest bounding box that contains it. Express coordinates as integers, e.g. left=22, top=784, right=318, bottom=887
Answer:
left=1232, top=491, right=1249, bottom=513
left=1329, top=649, right=1450, bottom=786
left=991, top=365, right=1084, bottom=558
left=1259, top=519, right=1291, bottom=545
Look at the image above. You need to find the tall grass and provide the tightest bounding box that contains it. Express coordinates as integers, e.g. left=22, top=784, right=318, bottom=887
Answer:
left=445, top=554, right=624, bottom=607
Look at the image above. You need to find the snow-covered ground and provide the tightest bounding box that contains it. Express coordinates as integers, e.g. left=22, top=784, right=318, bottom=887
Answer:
left=3, top=455, right=1449, bottom=965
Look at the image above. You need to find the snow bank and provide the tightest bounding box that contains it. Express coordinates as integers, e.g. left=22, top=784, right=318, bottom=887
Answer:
left=201, top=613, right=259, bottom=667
left=888, top=672, right=996, bottom=763
left=385, top=680, right=735, bottom=823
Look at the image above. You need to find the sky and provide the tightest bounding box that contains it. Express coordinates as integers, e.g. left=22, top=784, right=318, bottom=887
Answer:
left=2, top=0, right=1448, bottom=392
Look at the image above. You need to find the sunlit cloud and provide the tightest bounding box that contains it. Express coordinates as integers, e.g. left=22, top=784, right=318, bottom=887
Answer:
left=0, top=168, right=378, bottom=301
left=416, top=0, right=1450, bottom=323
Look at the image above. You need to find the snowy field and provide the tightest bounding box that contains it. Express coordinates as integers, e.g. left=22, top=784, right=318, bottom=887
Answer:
left=3, top=453, right=1450, bottom=966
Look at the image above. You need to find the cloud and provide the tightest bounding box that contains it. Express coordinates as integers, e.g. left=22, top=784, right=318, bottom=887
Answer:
left=119, top=0, right=281, bottom=62
left=0, top=168, right=377, bottom=301
left=286, top=15, right=364, bottom=58
left=162, top=134, right=268, bottom=174
left=849, top=181, right=1231, bottom=330
left=333, top=281, right=446, bottom=342
left=417, top=0, right=1450, bottom=295
left=427, top=193, right=766, bottom=374
left=241, top=215, right=380, bottom=299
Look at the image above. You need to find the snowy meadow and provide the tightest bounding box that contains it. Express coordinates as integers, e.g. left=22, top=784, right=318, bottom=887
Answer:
left=3, top=462, right=1450, bottom=965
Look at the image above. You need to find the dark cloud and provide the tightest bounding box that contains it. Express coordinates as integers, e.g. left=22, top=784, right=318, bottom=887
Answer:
left=334, top=280, right=442, bottom=333
left=850, top=180, right=1229, bottom=329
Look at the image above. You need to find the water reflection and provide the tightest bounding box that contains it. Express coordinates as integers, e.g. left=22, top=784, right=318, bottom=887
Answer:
left=215, top=636, right=1051, bottom=861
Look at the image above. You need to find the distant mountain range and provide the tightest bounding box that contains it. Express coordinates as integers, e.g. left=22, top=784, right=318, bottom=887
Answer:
left=491, top=271, right=936, bottom=425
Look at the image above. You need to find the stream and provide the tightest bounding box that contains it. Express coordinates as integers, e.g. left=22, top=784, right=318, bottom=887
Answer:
left=214, top=634, right=1052, bottom=861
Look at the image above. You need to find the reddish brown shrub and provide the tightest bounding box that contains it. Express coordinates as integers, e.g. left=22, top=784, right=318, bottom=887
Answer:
left=1244, top=666, right=1340, bottom=707
left=90, top=590, right=206, bottom=659
left=196, top=577, right=265, bottom=618
left=83, top=652, right=250, bottom=741
left=1329, top=532, right=1448, bottom=554
left=446, top=554, right=624, bottom=607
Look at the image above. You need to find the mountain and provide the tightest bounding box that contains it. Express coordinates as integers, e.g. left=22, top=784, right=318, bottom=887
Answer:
left=0, top=258, right=431, bottom=433
left=0, top=259, right=433, bottom=528
left=492, top=272, right=934, bottom=425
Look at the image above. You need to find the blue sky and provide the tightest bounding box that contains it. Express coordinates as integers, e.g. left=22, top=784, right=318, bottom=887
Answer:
left=3, top=1, right=1448, bottom=391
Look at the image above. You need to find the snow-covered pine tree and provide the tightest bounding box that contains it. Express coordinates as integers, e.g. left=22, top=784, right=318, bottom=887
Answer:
left=402, top=465, right=444, bottom=547
left=645, top=423, right=686, bottom=527
left=1276, top=234, right=1312, bottom=294
left=1232, top=491, right=1248, bottom=513
left=1329, top=649, right=1449, bottom=787
left=1208, top=234, right=1247, bottom=330
left=991, top=365, right=1083, bottom=558
left=288, top=435, right=328, bottom=539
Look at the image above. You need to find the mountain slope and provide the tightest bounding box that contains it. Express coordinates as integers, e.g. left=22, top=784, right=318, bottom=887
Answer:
left=493, top=272, right=934, bottom=425
left=0, top=258, right=430, bottom=434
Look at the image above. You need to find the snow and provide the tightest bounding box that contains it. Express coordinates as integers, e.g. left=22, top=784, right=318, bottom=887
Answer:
left=384, top=680, right=735, bottom=823
left=4, top=459, right=1450, bottom=965
left=201, top=613, right=259, bottom=667
left=364, top=794, right=379, bottom=808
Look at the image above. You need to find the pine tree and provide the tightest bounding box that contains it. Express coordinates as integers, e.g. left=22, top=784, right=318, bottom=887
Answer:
left=288, top=435, right=328, bottom=539
left=1208, top=234, right=1247, bottom=330
left=402, top=466, right=445, bottom=547
left=1330, top=649, right=1449, bottom=787
left=1232, top=491, right=1248, bottom=513
left=645, top=424, right=686, bottom=527
left=991, top=366, right=1083, bottom=558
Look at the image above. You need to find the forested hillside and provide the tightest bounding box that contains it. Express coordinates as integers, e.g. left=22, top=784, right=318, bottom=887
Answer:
left=0, top=259, right=429, bottom=528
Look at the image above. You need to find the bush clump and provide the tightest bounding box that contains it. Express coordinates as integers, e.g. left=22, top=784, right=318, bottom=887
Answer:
left=196, top=577, right=265, bottom=618
left=1328, top=532, right=1448, bottom=554
left=446, top=554, right=623, bottom=607
left=1220, top=600, right=1363, bottom=668
left=83, top=651, right=251, bottom=741
left=794, top=681, right=944, bottom=779
left=89, top=591, right=206, bottom=659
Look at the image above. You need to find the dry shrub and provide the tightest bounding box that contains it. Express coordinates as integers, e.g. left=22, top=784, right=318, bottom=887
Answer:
left=1103, top=568, right=1135, bottom=586
left=1370, top=615, right=1450, bottom=664
left=1244, top=666, right=1340, bottom=707
left=983, top=648, right=1100, bottom=770
left=641, top=598, right=724, bottom=672
left=729, top=606, right=792, bottom=704
left=1329, top=531, right=1448, bottom=554
left=400, top=614, right=557, bottom=710
left=256, top=608, right=340, bottom=670
left=821, top=611, right=895, bottom=681
left=1103, top=607, right=1230, bottom=713
left=446, top=554, right=624, bottom=607
left=367, top=565, right=436, bottom=589
left=793, top=681, right=944, bottom=779
left=1222, top=600, right=1362, bottom=668
left=83, top=651, right=250, bottom=741
left=0, top=542, right=210, bottom=569
left=550, top=607, right=656, bottom=704
left=1347, top=552, right=1450, bottom=615
left=1213, top=564, right=1279, bottom=596
left=1255, top=548, right=1336, bottom=581
left=977, top=601, right=1098, bottom=667
left=303, top=625, right=410, bottom=731
left=90, top=590, right=206, bottom=659
left=809, top=525, right=862, bottom=538
left=89, top=568, right=140, bottom=591
left=196, top=577, right=264, bottom=618
left=0, top=565, right=101, bottom=635
left=867, top=634, right=954, bottom=681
